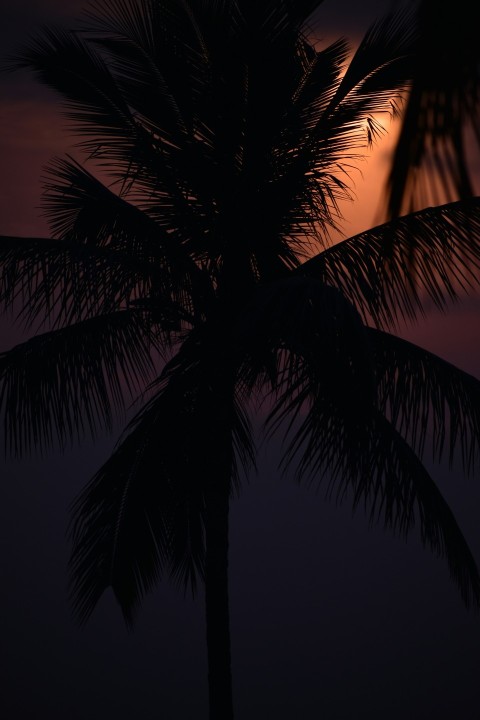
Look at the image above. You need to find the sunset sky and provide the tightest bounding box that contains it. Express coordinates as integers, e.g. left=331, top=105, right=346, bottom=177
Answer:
left=1, top=2, right=480, bottom=719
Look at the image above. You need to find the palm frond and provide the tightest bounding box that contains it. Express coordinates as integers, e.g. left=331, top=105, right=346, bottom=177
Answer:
left=369, top=327, right=480, bottom=474
left=363, top=415, right=480, bottom=610
left=249, top=37, right=353, bottom=243
left=7, top=25, right=136, bottom=150
left=289, top=38, right=350, bottom=129
left=241, top=273, right=480, bottom=608
left=0, top=310, right=158, bottom=456
left=68, top=343, right=254, bottom=626
left=331, top=8, right=415, bottom=107
left=235, top=275, right=375, bottom=412
left=7, top=18, right=205, bottom=217
left=9, top=19, right=218, bottom=246
left=41, top=156, right=207, bottom=321
left=68, top=390, right=205, bottom=627
left=83, top=0, right=211, bottom=138
left=262, top=10, right=416, bottom=249
left=304, top=9, right=415, bottom=156
left=0, top=231, right=196, bottom=332
left=271, top=380, right=480, bottom=609
left=299, top=198, right=480, bottom=327
left=43, top=156, right=170, bottom=252
left=385, top=0, right=480, bottom=217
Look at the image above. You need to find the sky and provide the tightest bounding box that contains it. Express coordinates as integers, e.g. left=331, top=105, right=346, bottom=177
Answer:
left=1, top=2, right=480, bottom=719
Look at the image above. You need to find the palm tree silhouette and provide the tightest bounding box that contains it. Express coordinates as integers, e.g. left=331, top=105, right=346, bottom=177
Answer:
left=2, top=2, right=480, bottom=718
left=386, top=0, right=480, bottom=216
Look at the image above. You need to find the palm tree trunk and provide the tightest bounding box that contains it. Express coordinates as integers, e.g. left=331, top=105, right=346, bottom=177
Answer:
left=204, top=477, right=234, bottom=720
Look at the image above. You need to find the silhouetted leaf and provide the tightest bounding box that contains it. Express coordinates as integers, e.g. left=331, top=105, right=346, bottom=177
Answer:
left=385, top=0, right=480, bottom=216
left=0, top=310, right=158, bottom=455
left=300, top=198, right=480, bottom=326
left=369, top=327, right=480, bottom=473
left=69, top=385, right=206, bottom=626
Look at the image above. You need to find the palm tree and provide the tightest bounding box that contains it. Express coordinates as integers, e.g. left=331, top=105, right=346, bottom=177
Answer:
left=2, top=2, right=480, bottom=718
left=386, top=0, right=480, bottom=216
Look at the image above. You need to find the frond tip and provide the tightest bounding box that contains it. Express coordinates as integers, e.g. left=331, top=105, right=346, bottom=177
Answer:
left=0, top=311, right=157, bottom=456
left=300, top=198, right=480, bottom=327
left=68, top=377, right=210, bottom=626
left=276, top=399, right=480, bottom=610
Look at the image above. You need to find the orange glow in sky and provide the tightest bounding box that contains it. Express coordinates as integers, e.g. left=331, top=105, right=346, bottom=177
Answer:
left=1, top=4, right=479, bottom=380
left=0, top=92, right=399, bottom=240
